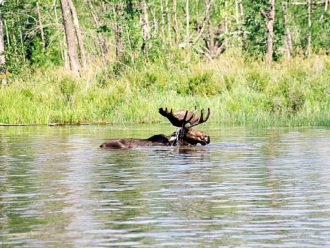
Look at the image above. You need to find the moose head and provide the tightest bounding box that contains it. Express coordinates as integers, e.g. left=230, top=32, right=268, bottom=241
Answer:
left=159, top=107, right=211, bottom=146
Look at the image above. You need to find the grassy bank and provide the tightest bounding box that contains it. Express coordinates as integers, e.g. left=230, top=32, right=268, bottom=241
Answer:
left=1, top=53, right=330, bottom=127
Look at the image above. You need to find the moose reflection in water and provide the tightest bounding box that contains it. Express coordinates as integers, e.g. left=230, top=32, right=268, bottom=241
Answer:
left=100, top=107, right=211, bottom=149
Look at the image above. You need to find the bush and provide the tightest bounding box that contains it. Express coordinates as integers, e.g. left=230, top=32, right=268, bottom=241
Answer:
left=59, top=76, right=77, bottom=103
left=266, top=77, right=305, bottom=115
left=177, top=71, right=219, bottom=96
left=287, top=88, right=305, bottom=115
left=246, top=70, right=269, bottom=92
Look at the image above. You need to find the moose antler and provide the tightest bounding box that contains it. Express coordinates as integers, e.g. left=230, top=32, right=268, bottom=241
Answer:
left=189, top=108, right=211, bottom=127
left=159, top=107, right=210, bottom=128
left=158, top=107, right=192, bottom=127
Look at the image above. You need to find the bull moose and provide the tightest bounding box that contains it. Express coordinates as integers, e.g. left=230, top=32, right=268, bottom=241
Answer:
left=99, top=107, right=210, bottom=149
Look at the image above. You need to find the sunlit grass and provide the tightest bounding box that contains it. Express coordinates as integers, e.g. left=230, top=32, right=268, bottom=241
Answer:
left=1, top=53, right=330, bottom=126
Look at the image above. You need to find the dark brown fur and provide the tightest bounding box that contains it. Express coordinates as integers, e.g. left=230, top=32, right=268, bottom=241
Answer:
left=183, top=128, right=210, bottom=146
left=100, top=134, right=173, bottom=149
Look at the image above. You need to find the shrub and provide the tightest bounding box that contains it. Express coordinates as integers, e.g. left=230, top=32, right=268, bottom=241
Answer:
left=177, top=71, right=219, bottom=96
left=287, top=88, right=305, bottom=115
left=59, top=76, right=77, bottom=103
left=246, top=70, right=269, bottom=92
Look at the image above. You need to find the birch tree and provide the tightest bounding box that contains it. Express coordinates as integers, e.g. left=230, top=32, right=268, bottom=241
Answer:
left=320, top=0, right=329, bottom=20
left=86, top=0, right=108, bottom=62
left=165, top=0, right=171, bottom=43
left=140, top=0, right=150, bottom=52
left=238, top=0, right=247, bottom=49
left=266, top=0, right=275, bottom=62
left=36, top=1, right=45, bottom=54
left=185, top=0, right=190, bottom=45
left=282, top=1, right=293, bottom=59
left=60, top=0, right=80, bottom=75
left=113, top=2, right=124, bottom=57
left=0, top=1, right=6, bottom=86
left=68, top=0, right=87, bottom=68
left=306, top=0, right=312, bottom=57
left=172, top=0, right=178, bottom=44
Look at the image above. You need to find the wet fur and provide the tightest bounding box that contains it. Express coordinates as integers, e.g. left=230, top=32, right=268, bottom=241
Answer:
left=100, top=129, right=210, bottom=149
left=100, top=134, right=172, bottom=149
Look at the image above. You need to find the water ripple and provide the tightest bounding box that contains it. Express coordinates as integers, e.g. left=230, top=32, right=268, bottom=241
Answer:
left=1, top=126, right=330, bottom=247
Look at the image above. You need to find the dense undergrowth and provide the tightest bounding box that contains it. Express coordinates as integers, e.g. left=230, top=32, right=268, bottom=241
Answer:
left=1, top=52, right=330, bottom=126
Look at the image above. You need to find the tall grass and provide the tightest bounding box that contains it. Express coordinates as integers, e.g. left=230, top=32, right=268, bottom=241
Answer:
left=1, top=53, right=330, bottom=126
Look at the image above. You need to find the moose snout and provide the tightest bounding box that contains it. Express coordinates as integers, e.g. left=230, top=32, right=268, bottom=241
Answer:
left=200, top=135, right=210, bottom=146
left=205, top=135, right=210, bottom=144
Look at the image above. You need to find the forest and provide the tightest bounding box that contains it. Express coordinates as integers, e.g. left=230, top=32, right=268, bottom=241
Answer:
left=0, top=0, right=329, bottom=126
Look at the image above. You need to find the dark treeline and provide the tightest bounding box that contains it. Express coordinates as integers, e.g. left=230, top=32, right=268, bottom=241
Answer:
left=0, top=0, right=330, bottom=84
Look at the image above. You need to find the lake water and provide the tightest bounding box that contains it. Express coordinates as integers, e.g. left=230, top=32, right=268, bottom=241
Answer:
left=1, top=125, right=330, bottom=247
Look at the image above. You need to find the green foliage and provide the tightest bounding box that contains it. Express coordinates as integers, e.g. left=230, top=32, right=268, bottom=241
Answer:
left=0, top=57, right=328, bottom=126
left=247, top=70, right=270, bottom=92
left=223, top=75, right=236, bottom=92
left=2, top=0, right=330, bottom=72
left=59, top=76, right=77, bottom=103
left=176, top=71, right=219, bottom=96
left=287, top=87, right=305, bottom=115
left=111, top=55, right=136, bottom=77
left=95, top=67, right=114, bottom=88
left=20, top=88, right=34, bottom=99
left=1, top=0, right=330, bottom=127
left=1, top=0, right=62, bottom=72
left=266, top=76, right=304, bottom=115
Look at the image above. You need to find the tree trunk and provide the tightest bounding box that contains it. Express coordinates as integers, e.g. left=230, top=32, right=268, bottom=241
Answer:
left=68, top=0, right=87, bottom=68
left=36, top=1, right=45, bottom=53
left=282, top=1, right=293, bottom=59
left=205, top=0, right=214, bottom=58
left=172, top=0, right=179, bottom=44
left=266, top=0, right=275, bottom=63
left=165, top=0, right=172, bottom=43
left=238, top=0, right=247, bottom=49
left=60, top=0, right=80, bottom=75
left=224, top=0, right=228, bottom=48
left=53, top=0, right=68, bottom=68
left=202, top=0, right=224, bottom=58
left=185, top=0, right=190, bottom=45
left=63, top=37, right=69, bottom=69
left=151, top=4, right=159, bottom=39
left=192, top=0, right=214, bottom=46
left=140, top=0, right=150, bottom=52
left=235, top=0, right=240, bottom=40
left=4, top=20, right=9, bottom=47
left=160, top=0, right=166, bottom=43
left=19, top=28, right=25, bottom=63
left=307, top=0, right=312, bottom=57
left=113, top=3, right=124, bottom=58
left=0, top=8, right=7, bottom=86
left=320, top=0, right=329, bottom=20
left=86, top=0, right=108, bottom=62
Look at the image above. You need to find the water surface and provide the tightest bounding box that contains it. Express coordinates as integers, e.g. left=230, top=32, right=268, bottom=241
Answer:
left=1, top=125, right=330, bottom=247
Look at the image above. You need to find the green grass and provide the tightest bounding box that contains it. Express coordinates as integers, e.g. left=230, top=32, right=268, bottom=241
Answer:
left=1, top=53, right=330, bottom=127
